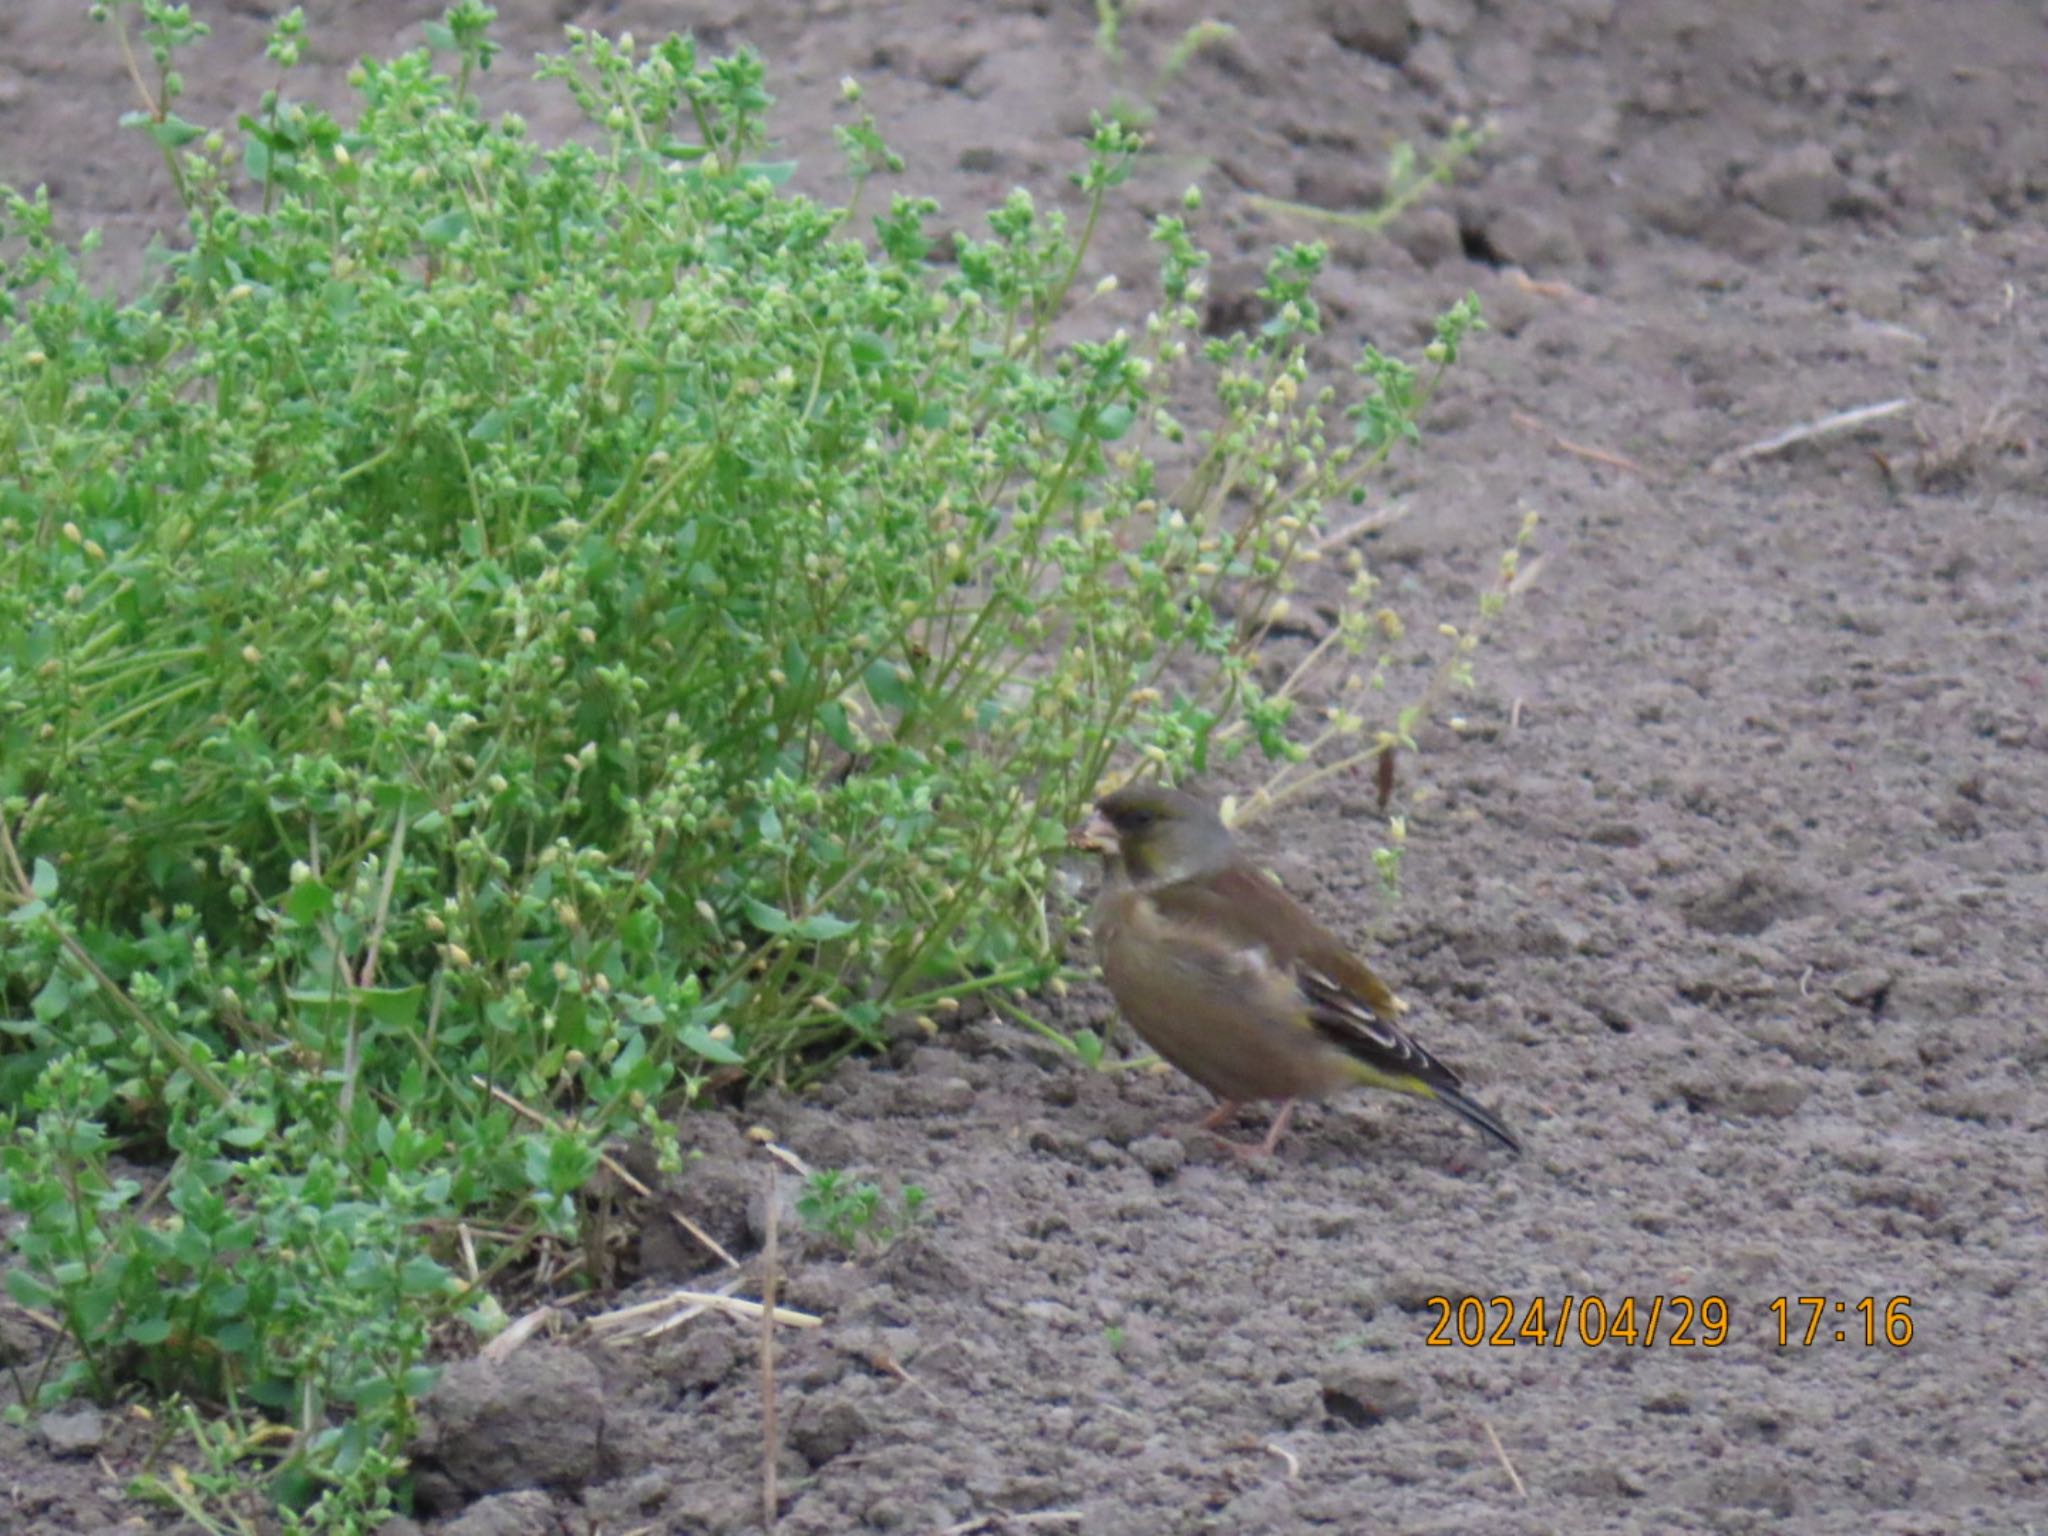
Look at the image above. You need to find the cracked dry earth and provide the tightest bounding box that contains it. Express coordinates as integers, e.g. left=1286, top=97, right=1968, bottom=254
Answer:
left=2, top=1, right=2045, bottom=1532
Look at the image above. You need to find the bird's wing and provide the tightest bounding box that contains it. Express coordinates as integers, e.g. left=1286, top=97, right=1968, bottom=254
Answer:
left=1148, top=862, right=1464, bottom=1090
left=1293, top=958, right=1464, bottom=1090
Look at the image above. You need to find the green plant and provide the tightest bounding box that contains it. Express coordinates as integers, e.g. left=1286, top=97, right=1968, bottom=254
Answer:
left=1, top=1, right=1525, bottom=1522
left=794, top=1168, right=927, bottom=1254
left=1248, top=117, right=1494, bottom=235
left=1093, top=2, right=1238, bottom=130
left=128, top=1397, right=409, bottom=1535
left=0, top=984, right=446, bottom=1512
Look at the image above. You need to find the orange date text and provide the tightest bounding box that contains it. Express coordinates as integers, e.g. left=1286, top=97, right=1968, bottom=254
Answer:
left=1423, top=1294, right=1731, bottom=1348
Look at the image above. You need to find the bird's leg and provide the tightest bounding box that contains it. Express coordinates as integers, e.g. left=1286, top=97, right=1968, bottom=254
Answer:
left=1250, top=1099, right=1298, bottom=1158
left=1194, top=1099, right=1242, bottom=1133
left=1196, top=1098, right=1297, bottom=1159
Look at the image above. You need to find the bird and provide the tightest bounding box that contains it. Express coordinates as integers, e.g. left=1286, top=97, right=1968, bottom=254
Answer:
left=1073, top=783, right=1519, bottom=1157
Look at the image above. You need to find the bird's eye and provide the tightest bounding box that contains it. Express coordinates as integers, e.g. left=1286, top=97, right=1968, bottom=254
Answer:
left=1121, top=809, right=1154, bottom=830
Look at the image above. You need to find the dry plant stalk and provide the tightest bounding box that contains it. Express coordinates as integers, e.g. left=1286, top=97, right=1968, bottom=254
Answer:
left=583, top=1284, right=821, bottom=1340
left=1482, top=1417, right=1528, bottom=1497
left=760, top=1163, right=781, bottom=1530
left=1710, top=397, right=1910, bottom=473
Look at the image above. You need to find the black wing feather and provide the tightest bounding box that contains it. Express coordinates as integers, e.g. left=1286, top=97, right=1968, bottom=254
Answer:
left=1298, top=964, right=1464, bottom=1090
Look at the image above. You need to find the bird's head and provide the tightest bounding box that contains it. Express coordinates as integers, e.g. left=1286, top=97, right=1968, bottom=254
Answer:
left=1071, top=784, right=1235, bottom=885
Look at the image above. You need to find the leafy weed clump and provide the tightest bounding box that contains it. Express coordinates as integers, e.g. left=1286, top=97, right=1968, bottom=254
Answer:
left=795, top=1167, right=928, bottom=1255
left=0, top=1, right=1524, bottom=1522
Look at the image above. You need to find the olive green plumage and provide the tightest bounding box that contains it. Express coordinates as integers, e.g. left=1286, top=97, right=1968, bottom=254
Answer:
left=1080, top=784, right=1519, bottom=1156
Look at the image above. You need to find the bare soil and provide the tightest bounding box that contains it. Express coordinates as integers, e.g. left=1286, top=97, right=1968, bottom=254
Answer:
left=3, top=2, right=2045, bottom=1532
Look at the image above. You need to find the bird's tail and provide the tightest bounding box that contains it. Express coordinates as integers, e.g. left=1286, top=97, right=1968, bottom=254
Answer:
left=1431, top=1083, right=1521, bottom=1153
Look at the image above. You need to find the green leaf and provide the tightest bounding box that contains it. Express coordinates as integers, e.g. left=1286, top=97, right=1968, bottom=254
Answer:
left=791, top=913, right=858, bottom=941
left=1091, top=403, right=1134, bottom=441
left=544, top=1133, right=600, bottom=1195
left=172, top=1225, right=213, bottom=1268
left=29, top=859, right=57, bottom=900
left=126, top=1316, right=175, bottom=1346
left=206, top=1283, right=249, bottom=1321
left=679, top=1024, right=744, bottom=1065
left=743, top=898, right=791, bottom=934
left=399, top=1256, right=452, bottom=1296
left=422, top=210, right=470, bottom=247
left=620, top=909, right=661, bottom=958
left=4, top=1269, right=55, bottom=1310
left=30, top=971, right=70, bottom=1024
left=863, top=658, right=914, bottom=713
left=156, top=113, right=209, bottom=149
left=356, top=987, right=423, bottom=1036
left=842, top=1000, right=884, bottom=1041
left=120, top=111, right=207, bottom=150
left=849, top=331, right=892, bottom=369
left=817, top=699, right=857, bottom=752
left=283, top=878, right=334, bottom=925
left=236, top=113, right=297, bottom=152
left=219, top=1115, right=273, bottom=1149
left=767, top=632, right=808, bottom=689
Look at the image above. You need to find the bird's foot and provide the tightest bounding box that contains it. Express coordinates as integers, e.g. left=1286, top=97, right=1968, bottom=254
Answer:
left=1249, top=1100, right=1298, bottom=1157
left=1197, top=1099, right=1297, bottom=1160
left=1213, top=1134, right=1274, bottom=1161
left=1192, top=1099, right=1243, bottom=1134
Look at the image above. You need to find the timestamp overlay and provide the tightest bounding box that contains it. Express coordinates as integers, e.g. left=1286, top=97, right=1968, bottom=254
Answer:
left=1421, top=1294, right=1915, bottom=1350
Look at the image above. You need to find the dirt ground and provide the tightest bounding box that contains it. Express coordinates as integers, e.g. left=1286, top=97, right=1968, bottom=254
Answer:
left=4, top=1, right=2046, bottom=1532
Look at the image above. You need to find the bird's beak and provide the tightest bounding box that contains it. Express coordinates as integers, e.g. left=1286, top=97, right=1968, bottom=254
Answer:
left=1067, top=809, right=1118, bottom=855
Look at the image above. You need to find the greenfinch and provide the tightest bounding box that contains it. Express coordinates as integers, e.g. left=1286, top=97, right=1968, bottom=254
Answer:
left=1076, top=784, right=1519, bottom=1157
